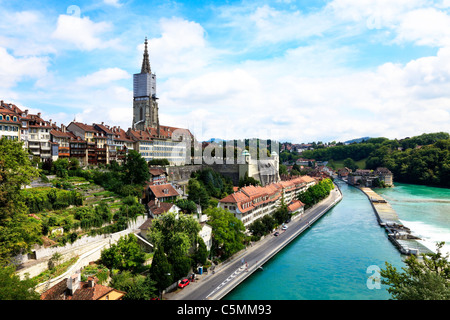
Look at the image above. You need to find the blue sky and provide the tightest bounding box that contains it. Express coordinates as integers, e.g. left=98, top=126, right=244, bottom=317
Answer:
left=1, top=0, right=449, bottom=143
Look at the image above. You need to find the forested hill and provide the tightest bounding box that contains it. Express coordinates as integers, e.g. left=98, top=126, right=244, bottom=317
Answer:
left=301, top=132, right=450, bottom=188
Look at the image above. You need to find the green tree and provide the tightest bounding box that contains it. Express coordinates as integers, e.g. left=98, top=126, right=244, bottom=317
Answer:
left=381, top=242, right=450, bottom=300
left=205, top=207, right=245, bottom=260
left=110, top=270, right=158, bottom=300
left=123, top=150, right=150, bottom=185
left=147, top=211, right=201, bottom=259
left=150, top=245, right=173, bottom=295
left=175, top=198, right=198, bottom=214
left=192, top=237, right=209, bottom=267
left=238, top=172, right=260, bottom=188
left=100, top=234, right=146, bottom=272
left=273, top=200, right=290, bottom=225
left=298, top=178, right=334, bottom=209
left=0, top=266, right=40, bottom=300
left=187, top=178, right=210, bottom=210
left=343, top=158, right=358, bottom=171
left=0, top=138, right=39, bottom=265
left=53, top=158, right=69, bottom=178
left=279, top=164, right=288, bottom=176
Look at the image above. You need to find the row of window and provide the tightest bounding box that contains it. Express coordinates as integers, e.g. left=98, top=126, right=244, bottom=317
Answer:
left=0, top=115, right=18, bottom=122
left=0, top=125, right=19, bottom=131
left=1, top=135, right=19, bottom=140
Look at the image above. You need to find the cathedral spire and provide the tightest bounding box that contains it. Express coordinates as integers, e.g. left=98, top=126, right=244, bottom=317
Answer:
left=141, top=37, right=151, bottom=74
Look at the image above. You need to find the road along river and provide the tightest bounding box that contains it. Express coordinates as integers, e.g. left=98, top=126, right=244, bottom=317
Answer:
left=166, top=183, right=343, bottom=300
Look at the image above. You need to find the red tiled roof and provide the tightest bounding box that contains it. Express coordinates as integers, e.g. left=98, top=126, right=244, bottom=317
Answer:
left=148, top=183, right=179, bottom=199
left=147, top=200, right=175, bottom=216
left=50, top=129, right=72, bottom=138
left=149, top=168, right=166, bottom=176
left=69, top=121, right=97, bottom=132
left=220, top=176, right=315, bottom=214
left=288, top=200, right=305, bottom=212
left=40, top=276, right=125, bottom=300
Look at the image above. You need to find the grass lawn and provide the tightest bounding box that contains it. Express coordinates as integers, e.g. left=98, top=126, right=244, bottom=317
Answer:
left=332, top=158, right=367, bottom=169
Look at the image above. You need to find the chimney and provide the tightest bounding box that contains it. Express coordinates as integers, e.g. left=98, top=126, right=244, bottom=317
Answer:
left=37, top=112, right=41, bottom=118
left=87, top=277, right=95, bottom=288
left=67, top=273, right=80, bottom=295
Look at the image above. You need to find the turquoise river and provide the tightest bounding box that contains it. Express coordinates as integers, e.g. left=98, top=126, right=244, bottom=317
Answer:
left=223, top=180, right=450, bottom=300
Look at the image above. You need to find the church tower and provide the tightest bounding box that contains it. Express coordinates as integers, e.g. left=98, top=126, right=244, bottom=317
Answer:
left=132, top=37, right=159, bottom=131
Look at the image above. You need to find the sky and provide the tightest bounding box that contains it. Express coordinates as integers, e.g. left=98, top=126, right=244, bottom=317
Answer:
left=1, top=0, right=449, bottom=143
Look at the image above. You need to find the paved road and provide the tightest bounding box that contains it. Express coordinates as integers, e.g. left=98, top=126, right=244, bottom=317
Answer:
left=166, top=185, right=342, bottom=300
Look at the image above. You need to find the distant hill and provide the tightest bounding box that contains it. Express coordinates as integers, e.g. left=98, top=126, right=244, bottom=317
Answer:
left=344, top=137, right=371, bottom=144
left=204, top=138, right=224, bottom=143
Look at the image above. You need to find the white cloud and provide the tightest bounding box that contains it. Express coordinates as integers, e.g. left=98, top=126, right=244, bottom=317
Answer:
left=147, top=17, right=221, bottom=76
left=104, top=0, right=123, bottom=8
left=3, top=1, right=450, bottom=143
left=75, top=68, right=130, bottom=86
left=0, top=47, right=48, bottom=89
left=52, top=14, right=118, bottom=51
left=394, top=8, right=450, bottom=47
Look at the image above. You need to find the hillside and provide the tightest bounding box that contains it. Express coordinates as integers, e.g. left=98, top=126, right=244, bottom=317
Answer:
left=301, top=132, right=450, bottom=188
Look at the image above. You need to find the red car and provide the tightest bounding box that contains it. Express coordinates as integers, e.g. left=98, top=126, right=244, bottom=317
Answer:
left=178, top=278, right=190, bottom=288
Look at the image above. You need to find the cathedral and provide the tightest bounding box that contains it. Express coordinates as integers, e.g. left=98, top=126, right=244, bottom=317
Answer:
left=132, top=37, right=159, bottom=131
left=128, top=38, right=191, bottom=165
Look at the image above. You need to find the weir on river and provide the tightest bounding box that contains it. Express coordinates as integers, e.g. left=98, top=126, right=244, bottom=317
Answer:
left=358, top=186, right=433, bottom=256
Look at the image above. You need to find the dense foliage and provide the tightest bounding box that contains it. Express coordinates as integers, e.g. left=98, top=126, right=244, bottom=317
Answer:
left=110, top=270, right=158, bottom=300
left=298, top=178, right=334, bottom=209
left=205, top=207, right=246, bottom=260
left=238, top=172, right=260, bottom=188
left=100, top=234, right=146, bottom=272
left=302, top=142, right=378, bottom=162
left=147, top=212, right=201, bottom=281
left=366, top=137, right=450, bottom=187
left=187, top=168, right=234, bottom=209
left=248, top=214, right=277, bottom=240
left=22, top=188, right=83, bottom=213
left=0, top=138, right=39, bottom=265
left=0, top=266, right=40, bottom=300
left=191, top=167, right=234, bottom=199
left=381, top=242, right=450, bottom=300
left=295, top=132, right=450, bottom=188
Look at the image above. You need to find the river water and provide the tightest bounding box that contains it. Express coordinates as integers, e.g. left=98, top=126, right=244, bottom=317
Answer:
left=224, top=180, right=449, bottom=300
left=376, top=183, right=450, bottom=257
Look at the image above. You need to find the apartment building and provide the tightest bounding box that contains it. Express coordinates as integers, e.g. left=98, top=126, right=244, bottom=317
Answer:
left=50, top=124, right=72, bottom=160
left=219, top=176, right=316, bottom=230
left=0, top=101, right=21, bottom=142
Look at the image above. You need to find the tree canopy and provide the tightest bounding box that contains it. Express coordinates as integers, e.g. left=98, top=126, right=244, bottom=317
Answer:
left=381, top=242, right=450, bottom=300
left=0, top=138, right=39, bottom=266
left=100, top=234, right=146, bottom=272
left=205, top=207, right=246, bottom=260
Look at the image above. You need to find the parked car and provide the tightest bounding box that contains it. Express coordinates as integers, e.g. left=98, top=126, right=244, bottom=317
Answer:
left=282, top=225, right=288, bottom=230
left=178, top=278, right=190, bottom=288
left=273, top=231, right=279, bottom=236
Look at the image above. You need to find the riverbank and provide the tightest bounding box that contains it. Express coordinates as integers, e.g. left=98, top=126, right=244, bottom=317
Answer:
left=356, top=186, right=433, bottom=256
left=165, top=184, right=343, bottom=300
